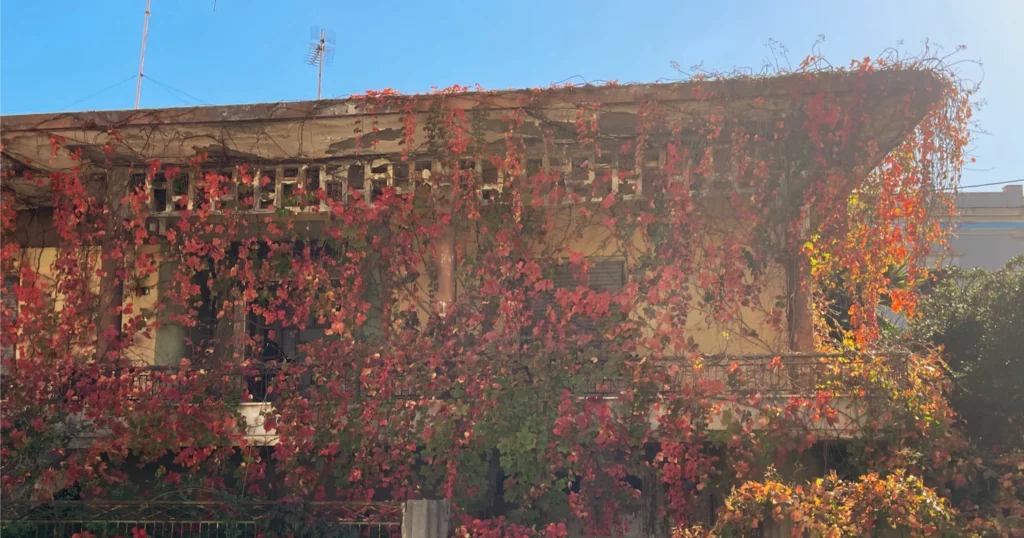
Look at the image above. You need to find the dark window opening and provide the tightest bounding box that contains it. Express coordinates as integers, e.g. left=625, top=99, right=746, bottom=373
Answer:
left=305, top=166, right=322, bottom=205
left=393, top=162, right=411, bottom=191
left=2, top=275, right=18, bottom=362
left=567, top=157, right=591, bottom=197
left=348, top=164, right=365, bottom=190
left=151, top=171, right=168, bottom=212
left=525, top=158, right=543, bottom=178
left=414, top=160, right=433, bottom=181
left=481, top=161, right=499, bottom=184
left=281, top=168, right=300, bottom=207
left=324, top=167, right=346, bottom=203
left=129, top=172, right=147, bottom=195
left=237, top=173, right=256, bottom=210
left=187, top=241, right=341, bottom=401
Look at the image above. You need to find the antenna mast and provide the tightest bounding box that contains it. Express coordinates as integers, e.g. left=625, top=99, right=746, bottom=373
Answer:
left=134, top=0, right=152, bottom=109
left=306, top=27, right=335, bottom=100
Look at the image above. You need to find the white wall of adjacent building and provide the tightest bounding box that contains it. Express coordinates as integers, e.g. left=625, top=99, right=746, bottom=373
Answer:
left=945, top=184, right=1024, bottom=269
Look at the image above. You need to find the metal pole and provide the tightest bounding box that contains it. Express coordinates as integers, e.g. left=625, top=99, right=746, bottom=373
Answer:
left=134, top=0, right=152, bottom=109
left=317, top=29, right=325, bottom=100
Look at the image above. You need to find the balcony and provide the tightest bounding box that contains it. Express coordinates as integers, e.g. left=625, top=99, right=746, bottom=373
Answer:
left=115, top=352, right=908, bottom=445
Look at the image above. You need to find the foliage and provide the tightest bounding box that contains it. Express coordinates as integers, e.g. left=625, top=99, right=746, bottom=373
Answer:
left=910, top=256, right=1024, bottom=454
left=680, top=470, right=956, bottom=537
left=3, top=43, right=1016, bottom=537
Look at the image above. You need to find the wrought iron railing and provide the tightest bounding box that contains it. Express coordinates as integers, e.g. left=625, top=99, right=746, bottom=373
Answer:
left=127, top=362, right=324, bottom=404
left=0, top=500, right=401, bottom=538
left=671, top=353, right=909, bottom=396
left=122, top=352, right=908, bottom=405
left=579, top=352, right=909, bottom=398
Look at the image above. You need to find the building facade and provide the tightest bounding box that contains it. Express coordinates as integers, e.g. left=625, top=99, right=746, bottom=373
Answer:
left=1, top=72, right=943, bottom=531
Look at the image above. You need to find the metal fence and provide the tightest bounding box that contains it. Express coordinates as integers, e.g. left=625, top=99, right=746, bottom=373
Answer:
left=0, top=500, right=401, bottom=538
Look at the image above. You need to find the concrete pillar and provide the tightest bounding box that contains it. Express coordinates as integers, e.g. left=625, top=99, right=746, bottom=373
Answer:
left=402, top=499, right=450, bottom=538
left=783, top=210, right=815, bottom=352
left=434, top=159, right=457, bottom=318
left=785, top=253, right=814, bottom=352
left=95, top=168, right=129, bottom=361
left=435, top=224, right=456, bottom=317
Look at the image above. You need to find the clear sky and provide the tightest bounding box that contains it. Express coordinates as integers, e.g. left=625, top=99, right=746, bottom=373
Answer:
left=1, top=0, right=1021, bottom=187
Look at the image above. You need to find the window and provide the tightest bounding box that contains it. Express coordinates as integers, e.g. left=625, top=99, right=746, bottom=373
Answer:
left=707, top=145, right=736, bottom=189
left=393, top=161, right=411, bottom=193
left=480, top=159, right=502, bottom=201
left=2, top=275, right=18, bottom=362
left=414, top=160, right=434, bottom=182
left=150, top=170, right=170, bottom=212
left=323, top=166, right=347, bottom=205
left=237, top=169, right=257, bottom=210
left=368, top=159, right=392, bottom=197
left=518, top=145, right=659, bottom=205
left=191, top=168, right=239, bottom=211
left=242, top=278, right=338, bottom=401
left=257, top=167, right=277, bottom=209
left=336, top=158, right=422, bottom=202
left=525, top=157, right=544, bottom=179
left=200, top=168, right=239, bottom=211
left=566, top=156, right=592, bottom=199
left=179, top=241, right=344, bottom=400
left=246, top=284, right=303, bottom=361
left=280, top=167, right=301, bottom=208
left=128, top=166, right=195, bottom=213
left=525, top=258, right=627, bottom=348
left=625, top=147, right=660, bottom=197
left=592, top=149, right=616, bottom=199
left=169, top=169, right=189, bottom=211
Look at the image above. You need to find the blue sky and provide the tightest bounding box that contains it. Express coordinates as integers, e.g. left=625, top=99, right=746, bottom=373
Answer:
left=1, top=0, right=1020, bottom=187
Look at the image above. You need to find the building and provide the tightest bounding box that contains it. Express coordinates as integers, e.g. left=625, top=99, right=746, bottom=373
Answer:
left=0, top=71, right=942, bottom=531
left=946, top=184, right=1024, bottom=269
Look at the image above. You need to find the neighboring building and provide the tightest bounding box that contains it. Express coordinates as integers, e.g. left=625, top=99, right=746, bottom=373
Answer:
left=945, top=184, right=1024, bottom=269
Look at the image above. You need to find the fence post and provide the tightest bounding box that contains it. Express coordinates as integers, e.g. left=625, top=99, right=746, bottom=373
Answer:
left=402, top=499, right=450, bottom=538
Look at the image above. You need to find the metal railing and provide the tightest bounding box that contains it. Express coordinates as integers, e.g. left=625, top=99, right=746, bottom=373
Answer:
left=579, top=353, right=909, bottom=398
left=127, top=363, right=326, bottom=404
left=671, top=353, right=908, bottom=395
left=118, top=352, right=909, bottom=405
left=0, top=500, right=401, bottom=538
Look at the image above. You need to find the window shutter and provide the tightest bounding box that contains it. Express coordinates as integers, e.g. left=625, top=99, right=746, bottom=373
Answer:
left=527, top=258, right=626, bottom=347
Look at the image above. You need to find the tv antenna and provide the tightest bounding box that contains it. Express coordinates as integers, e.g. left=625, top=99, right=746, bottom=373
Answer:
left=306, top=27, right=335, bottom=100
left=134, top=0, right=152, bottom=109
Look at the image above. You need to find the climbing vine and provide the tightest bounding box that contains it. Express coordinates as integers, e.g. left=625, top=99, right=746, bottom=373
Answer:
left=3, top=46, right=1017, bottom=536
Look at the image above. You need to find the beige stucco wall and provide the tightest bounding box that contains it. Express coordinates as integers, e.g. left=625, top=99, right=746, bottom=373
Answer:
left=16, top=202, right=794, bottom=370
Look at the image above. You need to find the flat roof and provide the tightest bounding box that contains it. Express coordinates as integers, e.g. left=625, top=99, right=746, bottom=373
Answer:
left=1, top=70, right=945, bottom=204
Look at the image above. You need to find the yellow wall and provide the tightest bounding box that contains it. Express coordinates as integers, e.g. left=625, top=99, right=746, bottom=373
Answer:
left=16, top=201, right=794, bottom=367
left=551, top=206, right=788, bottom=355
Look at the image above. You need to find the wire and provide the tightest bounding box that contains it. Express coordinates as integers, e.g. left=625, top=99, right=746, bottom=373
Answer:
left=57, top=74, right=139, bottom=112
left=147, top=79, right=194, bottom=106
left=945, top=179, right=1024, bottom=191
left=142, top=74, right=208, bottom=105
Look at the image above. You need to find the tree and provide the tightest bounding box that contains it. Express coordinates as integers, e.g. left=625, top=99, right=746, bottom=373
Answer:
left=911, top=256, right=1024, bottom=454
